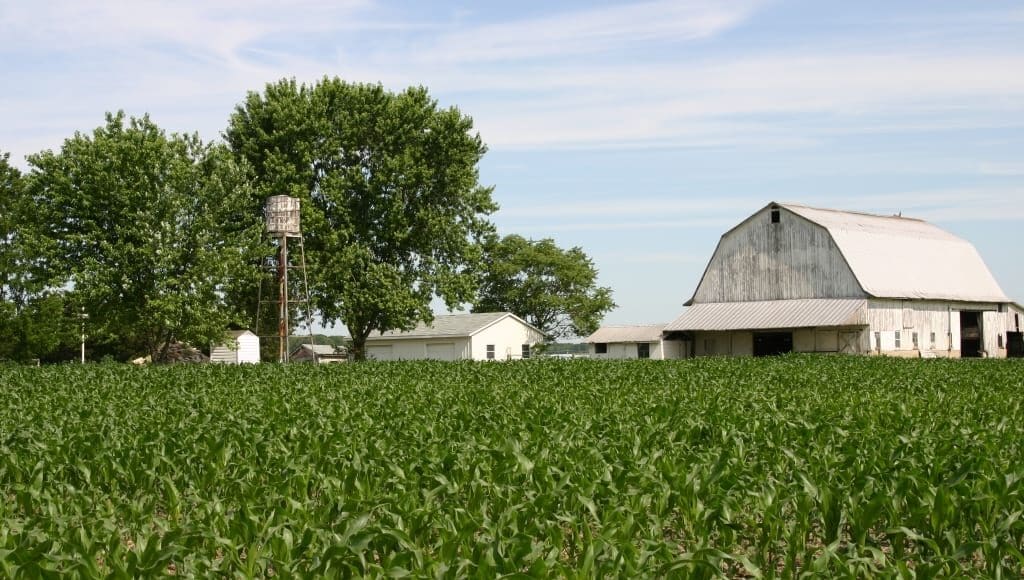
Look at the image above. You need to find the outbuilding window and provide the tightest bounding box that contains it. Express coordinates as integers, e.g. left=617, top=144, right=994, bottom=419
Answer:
left=894, top=331, right=901, bottom=349
left=595, top=343, right=608, bottom=354
left=998, top=334, right=1004, bottom=349
left=930, top=332, right=936, bottom=348
left=912, top=332, right=919, bottom=349
left=637, top=343, right=650, bottom=359
left=486, top=345, right=495, bottom=360
left=521, top=344, right=531, bottom=359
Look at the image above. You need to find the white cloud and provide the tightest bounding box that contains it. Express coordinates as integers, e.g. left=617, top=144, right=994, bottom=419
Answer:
left=415, top=0, right=765, bottom=63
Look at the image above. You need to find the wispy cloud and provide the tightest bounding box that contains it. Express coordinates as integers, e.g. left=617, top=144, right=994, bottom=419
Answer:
left=415, top=0, right=764, bottom=63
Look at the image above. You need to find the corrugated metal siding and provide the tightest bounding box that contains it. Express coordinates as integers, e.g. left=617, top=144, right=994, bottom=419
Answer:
left=666, top=299, right=867, bottom=332
left=692, top=206, right=865, bottom=303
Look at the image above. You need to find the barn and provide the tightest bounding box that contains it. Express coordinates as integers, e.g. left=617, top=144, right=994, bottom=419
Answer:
left=210, top=330, right=260, bottom=364
left=664, top=202, right=1022, bottom=358
left=586, top=324, right=682, bottom=359
left=364, top=312, right=545, bottom=361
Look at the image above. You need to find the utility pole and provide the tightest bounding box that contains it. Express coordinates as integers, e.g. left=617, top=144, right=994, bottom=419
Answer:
left=78, top=307, right=89, bottom=363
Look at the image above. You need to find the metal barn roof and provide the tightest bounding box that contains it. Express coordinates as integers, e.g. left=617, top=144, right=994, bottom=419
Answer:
left=586, top=325, right=666, bottom=343
left=780, top=203, right=1008, bottom=302
left=665, top=298, right=867, bottom=332
left=367, top=312, right=542, bottom=341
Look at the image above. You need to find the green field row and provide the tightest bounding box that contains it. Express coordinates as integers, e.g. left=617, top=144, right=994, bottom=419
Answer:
left=2, top=357, right=1023, bottom=577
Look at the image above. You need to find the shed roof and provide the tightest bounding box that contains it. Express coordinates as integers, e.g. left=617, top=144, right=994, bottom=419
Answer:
left=291, top=344, right=346, bottom=356
left=779, top=203, right=1007, bottom=302
left=586, top=325, right=666, bottom=343
left=367, top=312, right=542, bottom=341
left=666, top=298, right=867, bottom=332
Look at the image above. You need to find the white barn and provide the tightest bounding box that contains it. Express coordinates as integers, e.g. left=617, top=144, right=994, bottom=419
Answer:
left=210, top=330, right=260, bottom=364
left=586, top=325, right=681, bottom=359
left=665, top=202, right=1023, bottom=358
left=364, top=312, right=545, bottom=361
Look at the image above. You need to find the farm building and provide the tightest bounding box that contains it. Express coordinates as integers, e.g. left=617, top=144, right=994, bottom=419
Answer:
left=364, top=312, right=545, bottom=361
left=664, top=202, right=1022, bottom=358
left=210, top=330, right=260, bottom=364
left=586, top=324, right=683, bottom=359
left=290, top=343, right=349, bottom=363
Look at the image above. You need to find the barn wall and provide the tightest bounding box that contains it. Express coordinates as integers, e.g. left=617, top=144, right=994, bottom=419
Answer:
left=864, top=299, right=1014, bottom=357
left=471, top=317, right=545, bottom=360
left=692, top=207, right=865, bottom=303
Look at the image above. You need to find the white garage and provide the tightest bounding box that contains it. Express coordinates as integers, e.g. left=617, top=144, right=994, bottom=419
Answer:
left=364, top=312, right=545, bottom=361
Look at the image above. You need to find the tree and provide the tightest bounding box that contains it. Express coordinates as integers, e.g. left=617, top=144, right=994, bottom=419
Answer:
left=473, top=234, right=616, bottom=340
left=26, top=113, right=265, bottom=362
left=226, top=77, right=497, bottom=360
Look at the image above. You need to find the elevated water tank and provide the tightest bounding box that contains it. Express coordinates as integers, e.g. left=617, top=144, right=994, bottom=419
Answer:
left=266, top=195, right=301, bottom=236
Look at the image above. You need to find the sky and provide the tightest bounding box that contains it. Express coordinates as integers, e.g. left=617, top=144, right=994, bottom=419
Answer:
left=2, top=0, right=1023, bottom=331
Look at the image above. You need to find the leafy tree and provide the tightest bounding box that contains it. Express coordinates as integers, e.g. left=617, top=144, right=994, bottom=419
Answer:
left=25, top=113, right=265, bottom=362
left=473, top=234, right=616, bottom=340
left=226, top=77, right=497, bottom=360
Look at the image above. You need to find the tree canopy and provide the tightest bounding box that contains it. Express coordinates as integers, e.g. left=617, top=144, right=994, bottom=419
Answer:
left=473, top=234, right=615, bottom=340
left=25, top=113, right=265, bottom=361
left=226, top=77, right=497, bottom=359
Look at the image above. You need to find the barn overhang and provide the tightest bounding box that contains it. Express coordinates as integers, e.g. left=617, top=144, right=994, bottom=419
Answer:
left=665, top=298, right=867, bottom=332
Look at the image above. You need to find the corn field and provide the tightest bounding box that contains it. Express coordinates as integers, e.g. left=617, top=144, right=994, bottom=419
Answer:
left=2, top=356, right=1023, bottom=577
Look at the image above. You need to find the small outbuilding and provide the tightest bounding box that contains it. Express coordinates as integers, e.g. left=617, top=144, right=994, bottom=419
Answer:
left=586, top=324, right=679, bottom=359
left=210, top=330, right=260, bottom=364
left=290, top=343, right=349, bottom=363
left=364, top=312, right=545, bottom=361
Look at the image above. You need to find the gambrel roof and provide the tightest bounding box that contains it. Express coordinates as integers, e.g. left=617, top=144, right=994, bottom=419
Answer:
left=781, top=203, right=1007, bottom=302
left=686, top=202, right=1008, bottom=305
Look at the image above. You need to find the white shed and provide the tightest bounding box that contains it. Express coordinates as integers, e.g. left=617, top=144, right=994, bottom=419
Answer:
left=210, top=330, right=260, bottom=364
left=365, top=312, right=546, bottom=361
left=665, top=202, right=1019, bottom=358
left=586, top=324, right=680, bottom=359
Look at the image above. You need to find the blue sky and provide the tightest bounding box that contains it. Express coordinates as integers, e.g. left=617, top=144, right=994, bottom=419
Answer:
left=2, top=0, right=1023, bottom=329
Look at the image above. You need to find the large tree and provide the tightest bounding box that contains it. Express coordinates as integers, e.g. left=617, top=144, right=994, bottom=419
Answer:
left=26, top=113, right=265, bottom=361
left=473, top=234, right=616, bottom=340
left=226, top=78, right=497, bottom=359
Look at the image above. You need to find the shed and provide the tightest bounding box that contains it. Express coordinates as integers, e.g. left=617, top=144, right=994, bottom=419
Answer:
left=364, top=312, right=545, bottom=361
left=665, top=202, right=1018, bottom=358
left=290, top=343, right=349, bottom=363
left=210, top=330, right=260, bottom=364
left=586, top=324, right=679, bottom=359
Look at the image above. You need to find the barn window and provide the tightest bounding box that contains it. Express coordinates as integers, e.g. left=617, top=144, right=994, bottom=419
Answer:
left=637, top=343, right=650, bottom=359
left=930, top=332, right=936, bottom=348
left=704, top=338, right=716, bottom=354
left=894, top=331, right=901, bottom=349
left=912, top=332, right=919, bottom=349
left=595, top=343, right=608, bottom=354
left=1016, top=314, right=1020, bottom=331
left=770, top=209, right=780, bottom=223
left=486, top=345, right=495, bottom=360
left=998, top=334, right=1004, bottom=349
left=521, top=344, right=531, bottom=359
left=874, top=332, right=881, bottom=351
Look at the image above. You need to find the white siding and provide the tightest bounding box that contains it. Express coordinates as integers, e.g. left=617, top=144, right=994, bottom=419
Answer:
left=367, top=338, right=472, bottom=361
left=589, top=340, right=667, bottom=360
left=470, top=317, right=545, bottom=360
left=210, top=332, right=260, bottom=364
left=693, top=207, right=865, bottom=304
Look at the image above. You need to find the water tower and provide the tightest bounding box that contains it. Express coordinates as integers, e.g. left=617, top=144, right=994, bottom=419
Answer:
left=257, top=195, right=315, bottom=362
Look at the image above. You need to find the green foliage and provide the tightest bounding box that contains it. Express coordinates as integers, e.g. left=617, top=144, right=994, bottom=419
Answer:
left=2, top=356, right=1023, bottom=576
left=226, top=78, right=498, bottom=359
left=474, top=234, right=615, bottom=339
left=24, top=113, right=265, bottom=361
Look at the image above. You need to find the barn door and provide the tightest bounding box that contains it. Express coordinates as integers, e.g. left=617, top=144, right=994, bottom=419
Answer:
left=838, top=331, right=860, bottom=354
